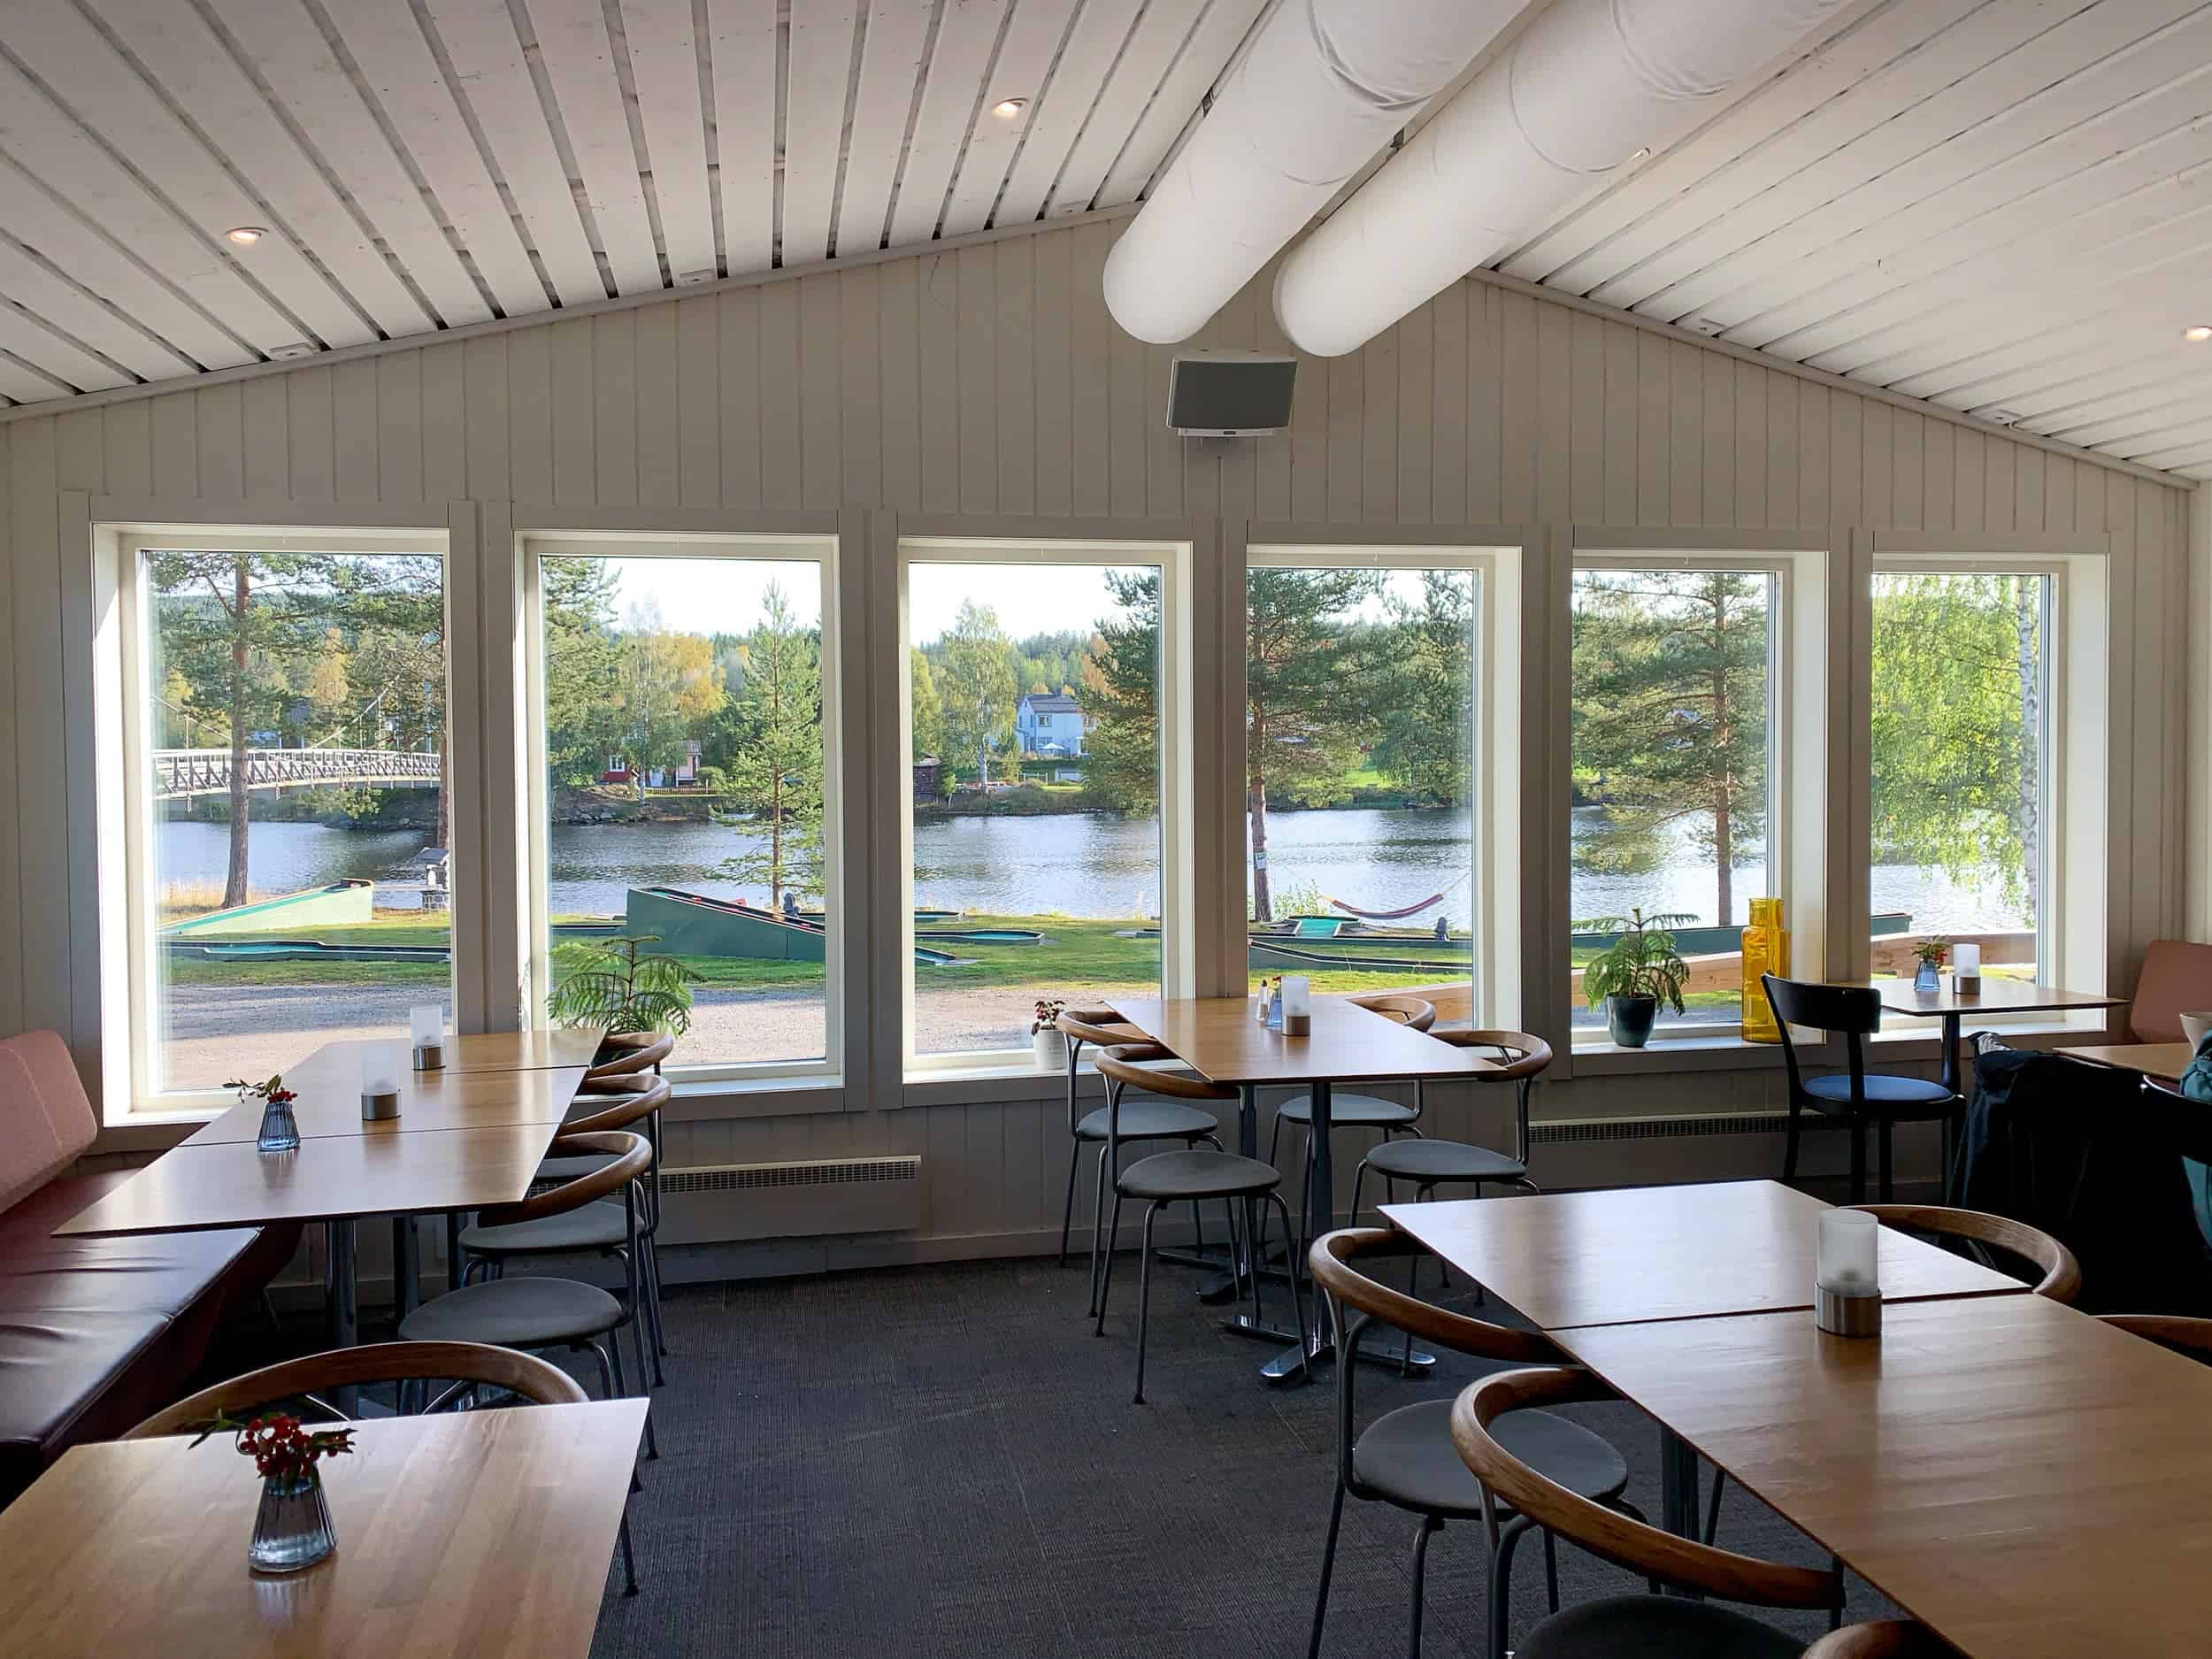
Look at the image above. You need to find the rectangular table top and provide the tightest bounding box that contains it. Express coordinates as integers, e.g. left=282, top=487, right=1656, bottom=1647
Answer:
left=2055, top=1041, right=2193, bottom=1082
left=0, top=1400, right=645, bottom=1659
left=57, top=1120, right=563, bottom=1236
left=1555, top=1296, right=2212, bottom=1659
left=1108, top=995, right=1497, bottom=1086
left=1380, top=1180, right=2024, bottom=1330
left=1833, top=976, right=2125, bottom=1020
left=304, top=1028, right=605, bottom=1074
left=183, top=1063, right=586, bottom=1145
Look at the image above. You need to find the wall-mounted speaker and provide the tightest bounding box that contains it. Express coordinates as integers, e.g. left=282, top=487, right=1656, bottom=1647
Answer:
left=1166, top=349, right=1296, bottom=437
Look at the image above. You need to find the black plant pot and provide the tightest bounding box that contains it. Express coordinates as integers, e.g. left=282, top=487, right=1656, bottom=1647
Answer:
left=1607, top=994, right=1659, bottom=1048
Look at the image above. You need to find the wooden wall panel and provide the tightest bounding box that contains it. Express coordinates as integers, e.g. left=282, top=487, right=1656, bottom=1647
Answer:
left=0, top=217, right=2193, bottom=1263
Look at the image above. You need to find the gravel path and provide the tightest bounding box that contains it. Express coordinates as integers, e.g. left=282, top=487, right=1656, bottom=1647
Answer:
left=158, top=979, right=1158, bottom=1086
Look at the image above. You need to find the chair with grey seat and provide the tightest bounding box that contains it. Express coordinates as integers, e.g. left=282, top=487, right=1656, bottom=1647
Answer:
left=533, top=1071, right=674, bottom=1384
left=1352, top=1028, right=1551, bottom=1220
left=1055, top=1010, right=1224, bottom=1301
left=399, top=1131, right=657, bottom=1479
left=1270, top=993, right=1437, bottom=1248
left=1092, top=1054, right=1307, bottom=1404
left=1306, top=1227, right=1638, bottom=1659
left=1452, top=1364, right=1845, bottom=1659
left=455, top=1076, right=670, bottom=1448
left=1763, top=974, right=1961, bottom=1202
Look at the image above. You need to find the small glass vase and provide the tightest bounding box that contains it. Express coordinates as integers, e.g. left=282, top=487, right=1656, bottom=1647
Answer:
left=1914, top=959, right=1940, bottom=993
left=249, top=1472, right=335, bottom=1572
left=255, top=1095, right=301, bottom=1154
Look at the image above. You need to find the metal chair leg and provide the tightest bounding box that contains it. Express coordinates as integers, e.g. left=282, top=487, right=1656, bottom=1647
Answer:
left=1307, top=1482, right=1346, bottom=1659
left=1087, top=1144, right=1114, bottom=1316
left=1705, top=1468, right=1727, bottom=1543
left=1489, top=1513, right=1533, bottom=1659
left=1878, top=1118, right=1895, bottom=1202
left=1349, top=1161, right=1369, bottom=1230
left=1543, top=1526, right=1560, bottom=1612
left=640, top=1237, right=669, bottom=1381
left=1850, top=1118, right=1869, bottom=1203
left=1409, top=1512, right=1441, bottom=1659
left=1094, top=1189, right=1125, bottom=1334
left=1782, top=1100, right=1803, bottom=1183
left=615, top=1508, right=640, bottom=1595
left=1056, top=1138, right=1083, bottom=1268
left=1263, top=1189, right=1314, bottom=1382
left=1133, top=1202, right=1159, bottom=1405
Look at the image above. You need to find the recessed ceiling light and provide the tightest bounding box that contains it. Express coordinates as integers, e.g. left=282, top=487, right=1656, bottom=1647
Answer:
left=2185, top=325, right=2212, bottom=342
left=225, top=226, right=266, bottom=245
left=991, top=98, right=1029, bottom=119
left=1631, top=147, right=1651, bottom=161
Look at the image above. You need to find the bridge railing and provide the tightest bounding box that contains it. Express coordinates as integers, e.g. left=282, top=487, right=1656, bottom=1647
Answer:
left=152, top=747, right=441, bottom=799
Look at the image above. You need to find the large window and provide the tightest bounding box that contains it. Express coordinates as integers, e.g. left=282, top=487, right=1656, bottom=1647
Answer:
left=1569, top=564, right=1778, bottom=1040
left=526, top=536, right=839, bottom=1078
left=118, top=534, right=453, bottom=1103
left=1245, top=550, right=1484, bottom=1003
left=900, top=540, right=1178, bottom=1065
left=1870, top=570, right=2053, bottom=985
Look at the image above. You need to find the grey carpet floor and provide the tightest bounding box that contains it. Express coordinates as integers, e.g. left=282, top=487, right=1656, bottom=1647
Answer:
left=218, top=1252, right=1904, bottom=1657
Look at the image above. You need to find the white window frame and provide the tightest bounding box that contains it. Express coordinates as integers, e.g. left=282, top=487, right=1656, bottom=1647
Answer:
left=103, top=524, right=456, bottom=1118
left=1866, top=547, right=2108, bottom=1033
left=1567, top=548, right=1819, bottom=1049
left=520, top=530, right=845, bottom=1086
left=1246, top=541, right=1518, bottom=1025
left=897, top=534, right=1191, bottom=1073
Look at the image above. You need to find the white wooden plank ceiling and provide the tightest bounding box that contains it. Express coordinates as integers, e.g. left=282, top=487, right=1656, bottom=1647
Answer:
left=0, top=0, right=2208, bottom=487
left=0, top=0, right=1265, bottom=403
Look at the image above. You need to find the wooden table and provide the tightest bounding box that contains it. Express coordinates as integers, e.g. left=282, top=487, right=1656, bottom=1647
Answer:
left=0, top=1400, right=646, bottom=1658
left=183, top=1064, right=586, bottom=1144
left=1840, top=977, right=2124, bottom=1097
left=2056, top=1041, right=2193, bottom=1083
left=1379, top=1180, right=2026, bottom=1331
left=1380, top=1180, right=2031, bottom=1535
left=1557, top=1295, right=2212, bottom=1659
left=1110, top=994, right=1496, bottom=1380
left=308, top=1028, right=604, bottom=1074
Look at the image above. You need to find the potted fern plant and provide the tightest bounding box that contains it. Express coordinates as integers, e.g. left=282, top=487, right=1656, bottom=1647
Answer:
left=546, top=934, right=696, bottom=1067
left=1578, top=908, right=1692, bottom=1048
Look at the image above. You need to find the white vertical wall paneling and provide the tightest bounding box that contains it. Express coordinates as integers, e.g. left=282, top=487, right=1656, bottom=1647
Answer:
left=617, top=0, right=720, bottom=283
left=781, top=2, right=864, bottom=265
left=526, top=0, right=663, bottom=294
left=0, top=219, right=2193, bottom=1250
left=940, top=0, right=1079, bottom=238
left=885, top=0, right=1012, bottom=248
left=320, top=0, right=549, bottom=318
left=200, top=0, right=493, bottom=326
left=837, top=0, right=941, bottom=258
left=419, top=0, right=608, bottom=306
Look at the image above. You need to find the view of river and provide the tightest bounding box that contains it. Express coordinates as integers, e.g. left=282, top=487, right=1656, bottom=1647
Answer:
left=157, top=805, right=2030, bottom=934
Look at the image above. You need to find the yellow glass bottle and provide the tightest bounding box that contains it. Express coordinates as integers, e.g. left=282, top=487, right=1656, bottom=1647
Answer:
left=1740, top=897, right=1790, bottom=1043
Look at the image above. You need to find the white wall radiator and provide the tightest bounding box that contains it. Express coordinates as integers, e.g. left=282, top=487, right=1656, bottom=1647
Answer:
left=655, top=1156, right=923, bottom=1245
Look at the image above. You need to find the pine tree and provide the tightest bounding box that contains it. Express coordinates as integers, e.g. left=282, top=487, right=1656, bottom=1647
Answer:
left=719, top=584, right=825, bottom=905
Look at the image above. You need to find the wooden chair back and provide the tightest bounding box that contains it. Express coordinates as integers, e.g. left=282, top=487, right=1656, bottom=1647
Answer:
left=476, top=1130, right=649, bottom=1229
left=586, top=1031, right=674, bottom=1081
left=2101, top=1313, right=2212, bottom=1361
left=1349, top=993, right=1437, bottom=1032
left=127, top=1340, right=587, bottom=1437
left=1844, top=1204, right=2080, bottom=1302
left=1801, top=1622, right=1959, bottom=1659
left=2128, top=939, right=2212, bottom=1044
left=1450, top=1366, right=1841, bottom=1612
left=1428, top=1028, right=1554, bottom=1164
left=1093, top=1053, right=1233, bottom=1162
left=1056, top=1011, right=1146, bottom=1048
left=564, top=1071, right=671, bottom=1133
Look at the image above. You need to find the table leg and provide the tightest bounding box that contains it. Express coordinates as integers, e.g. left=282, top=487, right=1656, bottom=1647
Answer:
left=326, top=1217, right=358, bottom=1417
left=1941, top=1012, right=1966, bottom=1203
left=392, top=1215, right=421, bottom=1320
left=446, top=1210, right=465, bottom=1295
left=1940, top=1012, right=1962, bottom=1100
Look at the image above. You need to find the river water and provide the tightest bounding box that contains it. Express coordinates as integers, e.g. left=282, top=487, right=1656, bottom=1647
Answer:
left=156, top=806, right=2029, bottom=934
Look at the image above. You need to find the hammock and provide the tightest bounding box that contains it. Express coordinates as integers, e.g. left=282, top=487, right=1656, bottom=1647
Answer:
left=1326, top=871, right=1470, bottom=921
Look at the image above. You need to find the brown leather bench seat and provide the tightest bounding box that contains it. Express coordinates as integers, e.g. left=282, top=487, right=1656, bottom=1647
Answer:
left=0, top=1033, right=296, bottom=1507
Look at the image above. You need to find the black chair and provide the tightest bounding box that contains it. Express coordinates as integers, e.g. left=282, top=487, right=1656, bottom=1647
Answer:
left=1763, top=974, right=1960, bottom=1202
left=1307, top=1228, right=1638, bottom=1659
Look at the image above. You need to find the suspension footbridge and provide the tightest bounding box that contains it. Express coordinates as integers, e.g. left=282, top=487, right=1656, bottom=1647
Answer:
left=153, top=748, right=439, bottom=800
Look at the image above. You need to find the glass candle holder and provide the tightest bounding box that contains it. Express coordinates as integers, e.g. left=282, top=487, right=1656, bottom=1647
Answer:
left=1952, top=942, right=1981, bottom=988
left=1816, top=1209, right=1880, bottom=1337
left=409, top=1003, right=444, bottom=1070
left=1281, top=974, right=1311, bottom=1036
left=360, top=1044, right=403, bottom=1121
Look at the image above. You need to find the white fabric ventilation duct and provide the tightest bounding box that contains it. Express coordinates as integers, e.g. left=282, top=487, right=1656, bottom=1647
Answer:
left=1273, top=0, right=1854, bottom=357
left=1102, top=0, right=1514, bottom=347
